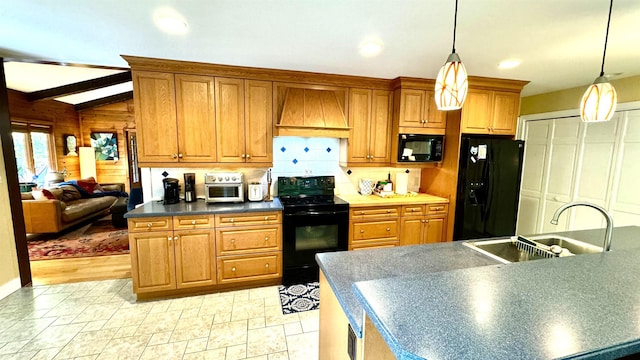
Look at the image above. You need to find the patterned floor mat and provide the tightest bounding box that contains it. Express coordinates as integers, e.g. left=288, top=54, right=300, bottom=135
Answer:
left=279, top=282, right=320, bottom=314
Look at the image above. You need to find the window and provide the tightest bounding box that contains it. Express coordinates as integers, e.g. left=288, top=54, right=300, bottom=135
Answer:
left=11, top=121, right=56, bottom=188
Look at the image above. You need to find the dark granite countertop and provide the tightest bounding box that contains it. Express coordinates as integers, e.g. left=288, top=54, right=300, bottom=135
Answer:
left=124, top=198, right=282, bottom=218
left=354, top=247, right=640, bottom=359
left=316, top=226, right=640, bottom=340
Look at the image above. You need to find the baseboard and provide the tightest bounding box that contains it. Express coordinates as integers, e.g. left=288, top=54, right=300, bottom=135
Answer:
left=0, top=277, right=22, bottom=301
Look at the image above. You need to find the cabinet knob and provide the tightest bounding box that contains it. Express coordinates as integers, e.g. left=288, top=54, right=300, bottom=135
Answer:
left=232, top=267, right=236, bottom=272
left=412, top=208, right=417, bottom=212
left=178, top=153, right=183, bottom=158
left=246, top=154, right=251, bottom=159
left=425, top=220, right=429, bottom=223
left=386, top=227, right=391, bottom=231
left=360, top=230, right=365, bottom=233
left=229, top=218, right=234, bottom=223
left=174, top=236, right=178, bottom=240
left=241, top=154, right=246, bottom=158
left=191, top=220, right=196, bottom=225
left=265, top=236, right=269, bottom=241
left=386, top=210, right=391, bottom=213
left=360, top=211, right=365, bottom=215
left=264, top=216, right=269, bottom=221
left=147, top=223, right=153, bottom=228
left=422, top=220, right=426, bottom=223
left=167, top=236, right=172, bottom=241
left=172, top=153, right=178, bottom=159
left=231, top=239, right=236, bottom=244
left=265, top=263, right=269, bottom=268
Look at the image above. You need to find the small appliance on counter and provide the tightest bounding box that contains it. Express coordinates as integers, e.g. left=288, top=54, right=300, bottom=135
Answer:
left=162, top=177, right=180, bottom=205
left=183, top=173, right=196, bottom=202
left=204, top=172, right=244, bottom=203
left=248, top=182, right=263, bottom=201
left=359, top=178, right=374, bottom=195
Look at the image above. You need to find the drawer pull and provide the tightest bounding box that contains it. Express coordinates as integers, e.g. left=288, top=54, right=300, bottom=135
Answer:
left=147, top=223, right=153, bottom=228
left=265, top=263, right=269, bottom=268
left=386, top=227, right=391, bottom=231
left=360, top=230, right=365, bottom=233
left=264, top=216, right=269, bottom=221
left=360, top=211, right=365, bottom=215
left=191, top=220, right=196, bottom=225
left=265, top=236, right=269, bottom=241
left=386, top=210, right=391, bottom=213
left=411, top=208, right=417, bottom=212
left=229, top=218, right=234, bottom=223
left=167, top=236, right=172, bottom=241
left=232, top=267, right=236, bottom=272
left=231, top=239, right=236, bottom=244
left=174, top=236, right=178, bottom=241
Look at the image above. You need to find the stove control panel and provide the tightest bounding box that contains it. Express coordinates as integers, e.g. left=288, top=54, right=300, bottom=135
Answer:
left=278, top=176, right=335, bottom=197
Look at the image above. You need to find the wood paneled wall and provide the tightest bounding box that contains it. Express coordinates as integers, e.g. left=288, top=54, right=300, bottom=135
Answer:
left=7, top=89, right=81, bottom=179
left=79, top=101, right=135, bottom=192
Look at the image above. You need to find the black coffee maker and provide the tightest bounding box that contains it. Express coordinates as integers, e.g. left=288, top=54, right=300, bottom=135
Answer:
left=183, top=173, right=196, bottom=203
left=162, top=178, right=180, bottom=205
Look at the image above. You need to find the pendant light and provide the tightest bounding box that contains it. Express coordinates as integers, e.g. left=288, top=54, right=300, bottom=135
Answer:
left=580, top=0, right=617, bottom=122
left=435, top=0, right=468, bottom=111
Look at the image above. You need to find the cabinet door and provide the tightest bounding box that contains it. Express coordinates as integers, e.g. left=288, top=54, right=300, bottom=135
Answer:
left=132, top=71, right=179, bottom=162
left=174, top=229, right=216, bottom=289
left=215, top=77, right=245, bottom=162
left=491, top=91, right=520, bottom=134
left=424, top=90, right=447, bottom=129
left=244, top=80, right=273, bottom=163
left=461, top=90, right=492, bottom=134
left=424, top=216, right=446, bottom=244
left=369, top=90, right=393, bottom=162
left=397, top=89, right=426, bottom=127
left=129, top=231, right=176, bottom=293
left=347, top=88, right=372, bottom=163
left=175, top=74, right=217, bottom=162
left=400, top=217, right=424, bottom=246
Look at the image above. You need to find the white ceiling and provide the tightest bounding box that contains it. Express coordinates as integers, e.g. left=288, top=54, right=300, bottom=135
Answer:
left=2, top=0, right=640, bottom=104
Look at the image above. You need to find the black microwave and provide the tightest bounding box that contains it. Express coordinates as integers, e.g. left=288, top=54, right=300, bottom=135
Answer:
left=397, top=134, right=444, bottom=162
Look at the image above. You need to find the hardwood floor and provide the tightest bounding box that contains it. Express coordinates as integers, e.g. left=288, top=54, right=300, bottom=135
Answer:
left=30, top=254, right=131, bottom=286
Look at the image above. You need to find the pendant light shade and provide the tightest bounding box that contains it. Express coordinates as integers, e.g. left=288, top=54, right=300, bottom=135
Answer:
left=580, top=75, right=617, bottom=122
left=435, top=0, right=468, bottom=111
left=580, top=0, right=617, bottom=122
left=435, top=52, right=468, bottom=110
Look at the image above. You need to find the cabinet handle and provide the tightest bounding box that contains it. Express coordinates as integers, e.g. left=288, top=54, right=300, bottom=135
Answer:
left=265, top=263, right=269, bottom=268
left=191, top=220, right=196, bottom=225
left=231, top=239, right=236, bottom=244
left=229, top=218, right=234, bottom=223
left=246, top=154, right=251, bottom=159
left=172, top=153, right=178, bottom=159
left=167, top=236, right=172, bottom=241
left=411, top=208, right=417, bottom=212
left=147, top=223, right=153, bottom=228
left=386, top=210, right=391, bottom=213
left=265, top=236, right=269, bottom=241
left=360, top=211, right=365, bottom=215
left=241, top=154, right=246, bottom=158
left=174, top=236, right=178, bottom=241
left=178, top=153, right=183, bottom=158
left=425, top=220, right=429, bottom=223
left=232, top=267, right=236, bottom=272
left=264, top=216, right=269, bottom=221
left=386, top=227, right=391, bottom=231
left=360, top=230, right=365, bottom=233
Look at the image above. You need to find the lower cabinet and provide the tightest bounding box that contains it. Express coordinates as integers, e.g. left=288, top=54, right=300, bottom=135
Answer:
left=348, top=203, right=448, bottom=250
left=128, top=211, right=282, bottom=296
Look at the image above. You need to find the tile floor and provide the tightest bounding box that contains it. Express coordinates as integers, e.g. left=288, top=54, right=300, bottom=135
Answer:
left=0, top=279, right=319, bottom=360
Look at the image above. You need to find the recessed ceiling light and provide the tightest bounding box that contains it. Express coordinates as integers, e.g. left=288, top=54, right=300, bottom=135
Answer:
left=153, top=8, right=188, bottom=35
left=498, top=60, right=520, bottom=69
left=359, top=41, right=383, bottom=57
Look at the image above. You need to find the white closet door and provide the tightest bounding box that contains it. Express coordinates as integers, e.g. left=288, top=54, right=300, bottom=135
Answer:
left=542, top=117, right=581, bottom=233
left=611, top=110, right=640, bottom=226
left=517, top=120, right=550, bottom=235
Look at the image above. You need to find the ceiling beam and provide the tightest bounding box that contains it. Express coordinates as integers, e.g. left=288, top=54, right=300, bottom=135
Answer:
left=26, top=71, right=132, bottom=102
left=74, top=91, right=133, bottom=112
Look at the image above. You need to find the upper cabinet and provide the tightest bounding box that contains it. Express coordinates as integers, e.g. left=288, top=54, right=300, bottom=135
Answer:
left=176, top=74, right=217, bottom=163
left=215, top=78, right=273, bottom=164
left=346, top=88, right=393, bottom=165
left=395, top=88, right=447, bottom=132
left=461, top=89, right=521, bottom=135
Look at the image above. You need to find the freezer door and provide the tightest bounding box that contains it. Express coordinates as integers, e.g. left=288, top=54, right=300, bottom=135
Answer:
left=454, top=137, right=524, bottom=240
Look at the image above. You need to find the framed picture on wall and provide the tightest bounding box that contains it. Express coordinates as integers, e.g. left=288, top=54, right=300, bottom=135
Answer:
left=90, top=132, right=118, bottom=160
left=63, top=134, right=78, bottom=156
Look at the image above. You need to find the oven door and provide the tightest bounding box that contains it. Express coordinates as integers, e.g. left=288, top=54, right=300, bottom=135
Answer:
left=282, top=209, right=348, bottom=284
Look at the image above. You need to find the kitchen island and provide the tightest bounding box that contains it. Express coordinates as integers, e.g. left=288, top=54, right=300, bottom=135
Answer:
left=316, top=226, right=640, bottom=359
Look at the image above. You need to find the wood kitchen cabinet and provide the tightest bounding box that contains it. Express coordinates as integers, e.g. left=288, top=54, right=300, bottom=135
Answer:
left=132, top=71, right=218, bottom=163
left=128, top=215, right=217, bottom=294
left=215, top=211, right=282, bottom=284
left=346, top=88, right=393, bottom=165
left=461, top=89, right=520, bottom=135
left=395, top=88, right=447, bottom=132
left=399, top=204, right=448, bottom=246
left=215, top=78, right=273, bottom=164
left=349, top=206, right=400, bottom=250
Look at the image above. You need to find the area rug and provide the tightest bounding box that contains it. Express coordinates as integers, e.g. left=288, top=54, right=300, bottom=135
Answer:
left=279, top=282, right=320, bottom=314
left=28, top=217, right=129, bottom=260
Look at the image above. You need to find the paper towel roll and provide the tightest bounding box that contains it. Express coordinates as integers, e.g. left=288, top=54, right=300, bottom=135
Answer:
left=395, top=173, right=409, bottom=194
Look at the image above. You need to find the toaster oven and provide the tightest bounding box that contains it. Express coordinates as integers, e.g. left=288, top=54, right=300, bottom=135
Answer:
left=204, top=172, right=244, bottom=203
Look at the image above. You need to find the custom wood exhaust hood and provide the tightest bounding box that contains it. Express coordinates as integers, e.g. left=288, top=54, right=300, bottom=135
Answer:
left=275, top=86, right=350, bottom=138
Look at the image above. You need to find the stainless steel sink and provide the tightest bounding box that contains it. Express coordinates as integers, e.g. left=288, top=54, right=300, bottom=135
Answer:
left=463, top=235, right=603, bottom=264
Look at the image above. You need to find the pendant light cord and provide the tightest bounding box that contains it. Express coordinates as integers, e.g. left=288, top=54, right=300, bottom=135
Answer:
left=452, top=0, right=459, bottom=53
left=600, top=0, right=614, bottom=77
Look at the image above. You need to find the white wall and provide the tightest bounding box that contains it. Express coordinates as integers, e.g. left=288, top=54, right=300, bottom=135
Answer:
left=140, top=136, right=422, bottom=201
left=517, top=103, right=640, bottom=235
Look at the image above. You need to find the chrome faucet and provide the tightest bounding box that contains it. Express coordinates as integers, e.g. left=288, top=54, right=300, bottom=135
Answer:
left=550, top=201, right=614, bottom=252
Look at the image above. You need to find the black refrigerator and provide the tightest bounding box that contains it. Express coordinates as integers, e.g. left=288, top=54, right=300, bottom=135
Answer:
left=453, top=136, right=525, bottom=240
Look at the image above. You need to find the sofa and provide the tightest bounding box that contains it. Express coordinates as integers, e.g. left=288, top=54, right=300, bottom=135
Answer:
left=21, top=182, right=127, bottom=234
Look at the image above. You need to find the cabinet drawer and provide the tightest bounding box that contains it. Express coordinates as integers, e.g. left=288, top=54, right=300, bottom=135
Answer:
left=173, top=215, right=215, bottom=230
left=402, top=205, right=425, bottom=217
left=216, top=226, right=281, bottom=255
left=350, top=206, right=399, bottom=219
left=352, top=220, right=398, bottom=240
left=128, top=217, right=173, bottom=232
left=350, top=240, right=398, bottom=251
left=217, top=253, right=281, bottom=283
left=215, top=212, right=281, bottom=227
left=427, top=203, right=448, bottom=215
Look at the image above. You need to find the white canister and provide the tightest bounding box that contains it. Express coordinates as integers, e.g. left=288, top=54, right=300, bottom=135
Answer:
left=248, top=183, right=263, bottom=201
